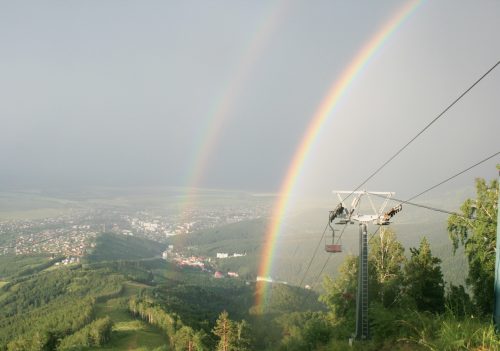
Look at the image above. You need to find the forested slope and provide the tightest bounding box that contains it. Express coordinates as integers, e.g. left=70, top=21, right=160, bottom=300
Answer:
left=86, top=232, right=164, bottom=262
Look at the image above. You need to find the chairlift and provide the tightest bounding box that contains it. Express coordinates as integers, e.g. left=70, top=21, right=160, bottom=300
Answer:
left=330, top=203, right=351, bottom=225
left=325, top=243, right=342, bottom=253
left=325, top=217, right=342, bottom=253
left=377, top=204, right=402, bottom=225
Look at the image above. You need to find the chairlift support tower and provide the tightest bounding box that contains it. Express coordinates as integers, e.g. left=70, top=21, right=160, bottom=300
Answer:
left=328, top=190, right=401, bottom=341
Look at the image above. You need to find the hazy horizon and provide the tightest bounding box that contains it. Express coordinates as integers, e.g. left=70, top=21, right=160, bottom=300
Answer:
left=1, top=1, right=499, bottom=198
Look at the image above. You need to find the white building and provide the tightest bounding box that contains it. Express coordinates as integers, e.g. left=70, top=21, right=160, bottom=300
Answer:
left=256, top=276, right=274, bottom=283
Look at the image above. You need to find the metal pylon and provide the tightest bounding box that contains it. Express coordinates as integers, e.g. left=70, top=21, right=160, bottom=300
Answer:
left=331, top=190, right=401, bottom=341
left=355, top=223, right=369, bottom=340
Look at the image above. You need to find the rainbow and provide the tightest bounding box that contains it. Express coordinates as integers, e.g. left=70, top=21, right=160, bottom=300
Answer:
left=181, top=0, right=290, bottom=203
left=255, top=0, right=422, bottom=310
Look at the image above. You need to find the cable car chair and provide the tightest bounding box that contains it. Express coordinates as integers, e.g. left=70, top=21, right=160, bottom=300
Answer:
left=325, top=205, right=345, bottom=253
left=325, top=240, right=342, bottom=253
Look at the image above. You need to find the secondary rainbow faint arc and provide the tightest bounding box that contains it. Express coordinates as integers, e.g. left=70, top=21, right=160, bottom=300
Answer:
left=182, top=0, right=289, bottom=200
left=256, top=0, right=422, bottom=309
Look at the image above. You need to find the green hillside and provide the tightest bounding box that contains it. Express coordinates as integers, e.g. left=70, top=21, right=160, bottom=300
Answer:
left=86, top=233, right=165, bottom=263
left=0, top=254, right=53, bottom=279
left=0, top=180, right=495, bottom=350
left=167, top=218, right=265, bottom=256
left=0, top=235, right=324, bottom=351
left=167, top=219, right=266, bottom=279
left=87, top=282, right=168, bottom=351
left=165, top=209, right=468, bottom=288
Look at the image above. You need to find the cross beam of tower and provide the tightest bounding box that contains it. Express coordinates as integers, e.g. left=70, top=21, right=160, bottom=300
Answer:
left=329, top=190, right=401, bottom=341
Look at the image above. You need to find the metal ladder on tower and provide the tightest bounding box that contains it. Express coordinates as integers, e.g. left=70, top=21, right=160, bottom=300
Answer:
left=355, top=222, right=369, bottom=339
left=360, top=223, right=369, bottom=339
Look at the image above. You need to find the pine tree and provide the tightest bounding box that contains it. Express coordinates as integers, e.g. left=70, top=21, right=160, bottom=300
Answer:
left=174, top=326, right=196, bottom=351
left=404, top=237, right=445, bottom=313
left=235, top=320, right=251, bottom=351
left=212, top=311, right=236, bottom=351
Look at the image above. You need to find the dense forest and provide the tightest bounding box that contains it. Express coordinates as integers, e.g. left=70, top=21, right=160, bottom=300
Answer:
left=0, top=178, right=498, bottom=350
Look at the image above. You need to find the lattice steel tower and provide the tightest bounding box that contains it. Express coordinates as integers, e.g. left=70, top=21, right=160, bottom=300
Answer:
left=328, top=191, right=402, bottom=340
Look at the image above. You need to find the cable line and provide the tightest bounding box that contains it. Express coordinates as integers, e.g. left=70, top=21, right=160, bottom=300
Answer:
left=297, top=60, right=500, bottom=290
left=345, top=59, right=500, bottom=205
left=297, top=222, right=329, bottom=287
left=369, top=192, right=494, bottom=224
left=367, top=149, right=500, bottom=222
left=303, top=252, right=332, bottom=300
left=304, top=225, right=381, bottom=303
left=406, top=150, right=500, bottom=202
left=297, top=212, right=350, bottom=288
left=302, top=149, right=500, bottom=297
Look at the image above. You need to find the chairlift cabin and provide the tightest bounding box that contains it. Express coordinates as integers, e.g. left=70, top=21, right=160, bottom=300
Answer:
left=325, top=244, right=342, bottom=253
left=325, top=220, right=342, bottom=253
left=377, top=204, right=402, bottom=225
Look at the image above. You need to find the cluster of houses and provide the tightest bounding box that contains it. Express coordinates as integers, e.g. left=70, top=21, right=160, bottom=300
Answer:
left=55, top=257, right=80, bottom=266
left=175, top=256, right=206, bottom=269
left=161, top=246, right=243, bottom=279
left=162, top=246, right=207, bottom=269
left=214, top=271, right=239, bottom=278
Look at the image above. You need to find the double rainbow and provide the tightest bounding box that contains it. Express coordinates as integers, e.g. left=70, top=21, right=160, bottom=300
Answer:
left=256, top=0, right=422, bottom=310
left=182, top=0, right=290, bottom=202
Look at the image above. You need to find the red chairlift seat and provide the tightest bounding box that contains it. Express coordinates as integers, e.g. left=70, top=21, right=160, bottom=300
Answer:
left=326, top=210, right=343, bottom=253
left=325, top=244, right=342, bottom=253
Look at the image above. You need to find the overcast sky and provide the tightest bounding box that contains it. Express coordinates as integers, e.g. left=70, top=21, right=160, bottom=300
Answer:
left=1, top=1, right=499, bottom=197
